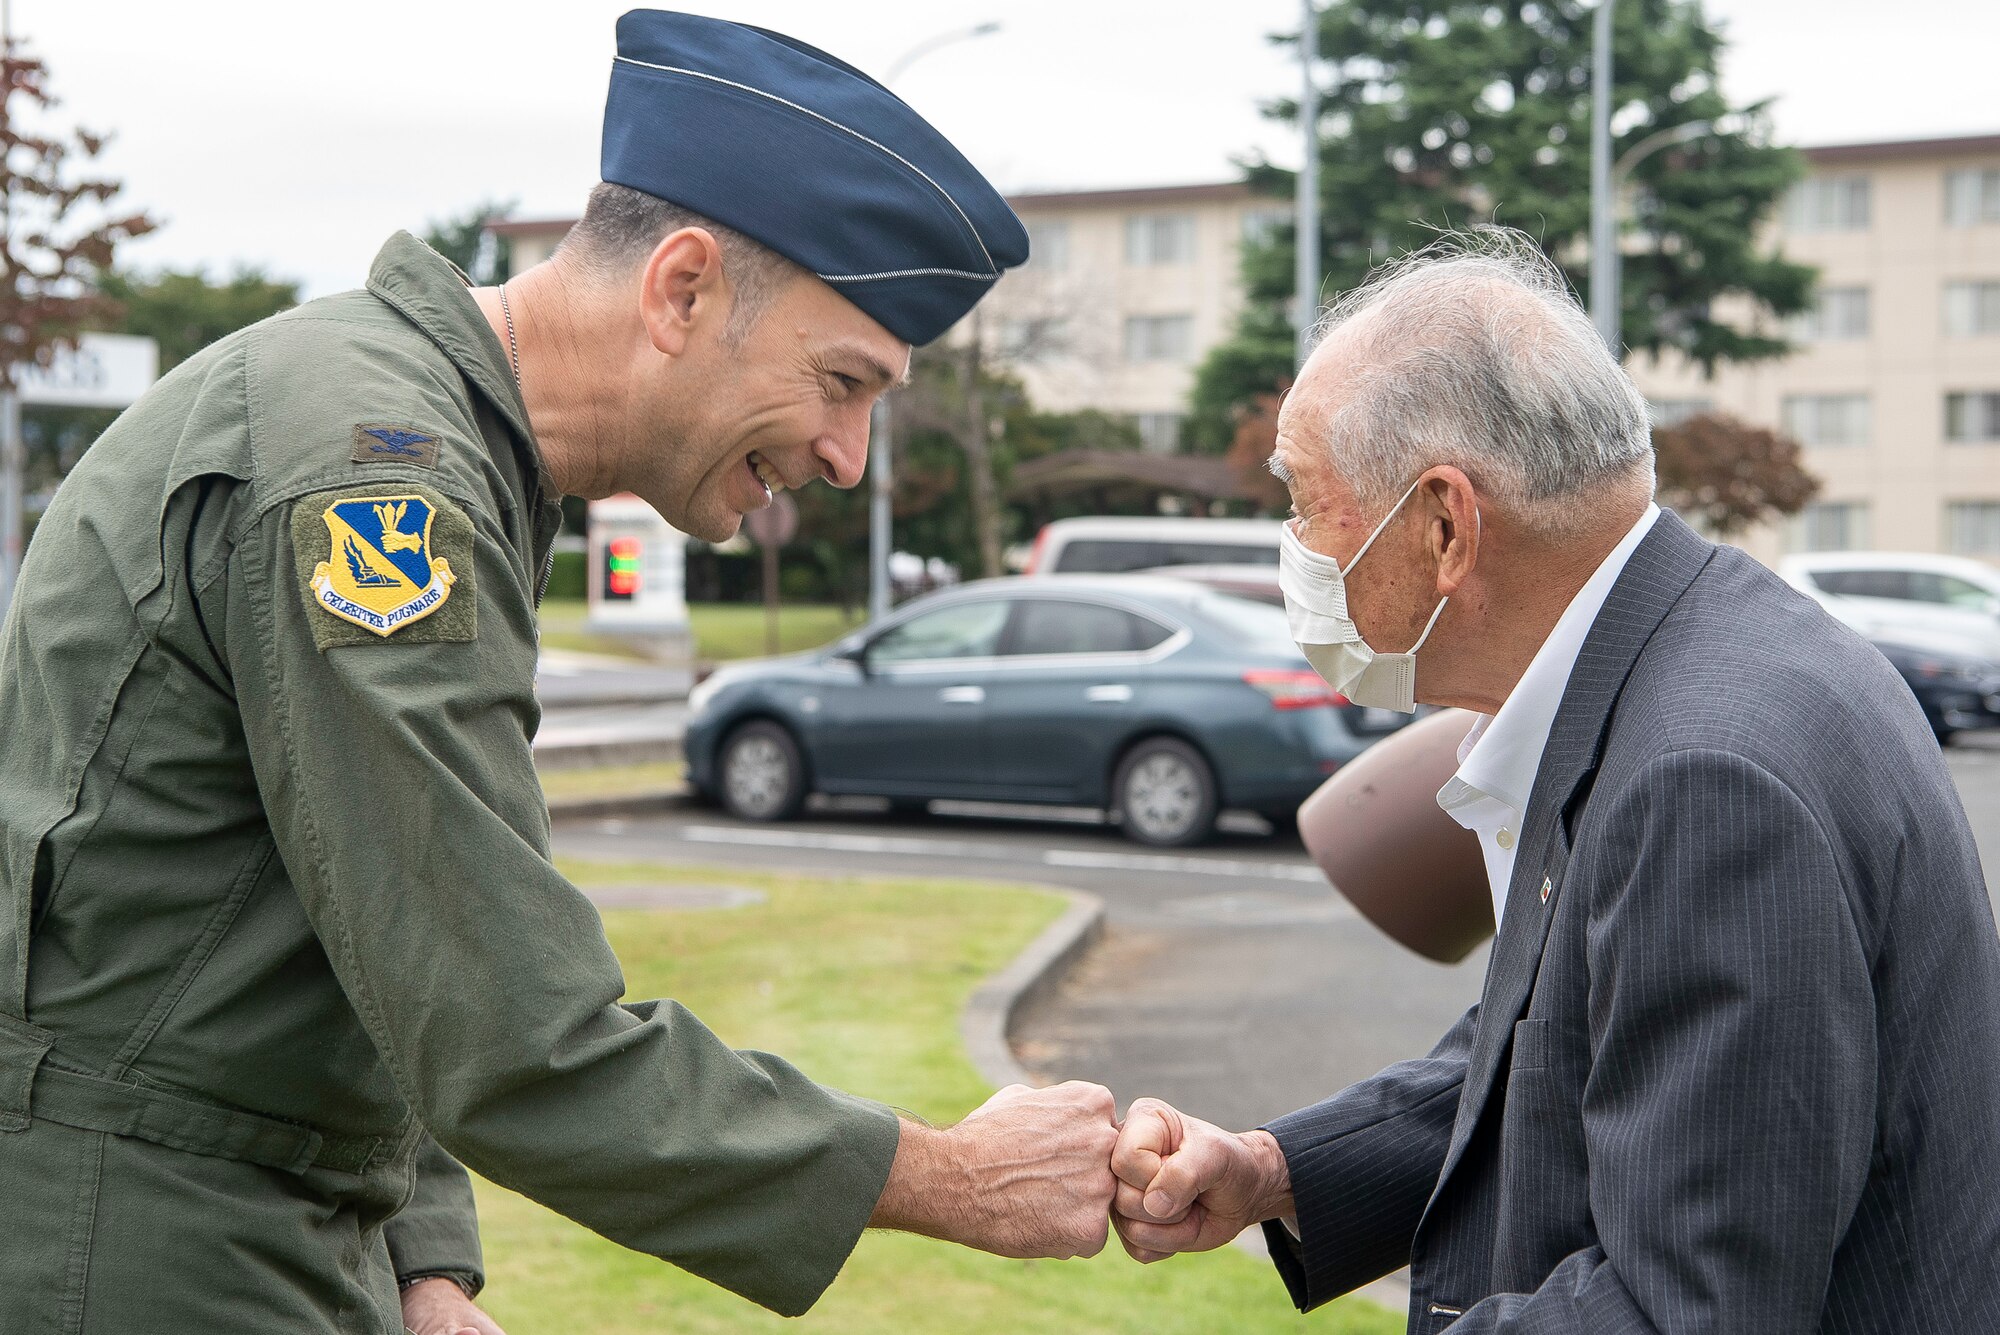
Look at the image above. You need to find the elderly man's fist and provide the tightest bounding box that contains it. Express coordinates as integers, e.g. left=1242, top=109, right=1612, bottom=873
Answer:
left=871, top=1080, right=1120, bottom=1260
left=1110, top=1097, right=1294, bottom=1263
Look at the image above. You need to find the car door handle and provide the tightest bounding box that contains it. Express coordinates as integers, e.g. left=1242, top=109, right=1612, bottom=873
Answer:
left=939, top=685, right=985, bottom=704
left=1086, top=684, right=1134, bottom=703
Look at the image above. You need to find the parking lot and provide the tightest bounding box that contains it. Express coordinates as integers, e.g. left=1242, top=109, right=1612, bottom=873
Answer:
left=554, top=730, right=2000, bottom=1136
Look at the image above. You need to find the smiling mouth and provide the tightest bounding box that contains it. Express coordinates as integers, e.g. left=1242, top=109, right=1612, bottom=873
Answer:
left=747, top=450, right=786, bottom=504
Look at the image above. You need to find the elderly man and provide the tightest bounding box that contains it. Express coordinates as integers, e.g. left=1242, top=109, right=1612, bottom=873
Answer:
left=1109, top=233, right=2000, bottom=1331
left=0, top=12, right=1117, bottom=1335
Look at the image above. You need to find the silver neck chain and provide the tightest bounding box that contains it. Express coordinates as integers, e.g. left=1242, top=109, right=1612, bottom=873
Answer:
left=497, top=283, right=522, bottom=388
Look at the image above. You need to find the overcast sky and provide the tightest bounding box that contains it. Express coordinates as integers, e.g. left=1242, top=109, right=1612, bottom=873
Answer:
left=22, top=0, right=2000, bottom=298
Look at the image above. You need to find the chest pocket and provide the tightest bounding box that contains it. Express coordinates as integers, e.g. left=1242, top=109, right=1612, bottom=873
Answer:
left=1510, top=1018, right=1552, bottom=1073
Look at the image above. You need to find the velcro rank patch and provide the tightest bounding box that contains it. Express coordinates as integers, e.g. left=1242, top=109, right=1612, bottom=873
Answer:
left=292, top=484, right=476, bottom=650
left=351, top=424, right=441, bottom=469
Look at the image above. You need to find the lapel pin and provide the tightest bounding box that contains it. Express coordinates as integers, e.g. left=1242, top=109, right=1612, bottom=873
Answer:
left=1540, top=877, right=1553, bottom=905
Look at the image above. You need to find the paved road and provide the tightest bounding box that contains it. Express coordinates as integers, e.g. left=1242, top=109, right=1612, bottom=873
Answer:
left=555, top=735, right=2000, bottom=1139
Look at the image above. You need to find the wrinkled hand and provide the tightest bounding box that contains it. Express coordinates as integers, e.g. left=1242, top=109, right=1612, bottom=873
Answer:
left=1110, top=1097, right=1292, bottom=1263
left=872, top=1081, right=1118, bottom=1260
left=399, top=1277, right=507, bottom=1335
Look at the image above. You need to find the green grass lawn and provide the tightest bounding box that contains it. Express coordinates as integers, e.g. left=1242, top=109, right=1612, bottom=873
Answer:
left=537, top=600, right=861, bottom=662
left=537, top=761, right=686, bottom=805
left=473, top=860, right=1399, bottom=1335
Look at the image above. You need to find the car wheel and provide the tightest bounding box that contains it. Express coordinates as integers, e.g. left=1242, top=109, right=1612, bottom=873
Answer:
left=1114, top=737, right=1218, bottom=847
left=718, top=721, right=807, bottom=822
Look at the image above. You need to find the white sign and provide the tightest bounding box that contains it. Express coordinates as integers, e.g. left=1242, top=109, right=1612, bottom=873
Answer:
left=16, top=333, right=159, bottom=409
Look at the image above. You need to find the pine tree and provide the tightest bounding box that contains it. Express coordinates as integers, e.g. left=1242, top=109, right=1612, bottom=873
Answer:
left=1189, top=0, right=1814, bottom=452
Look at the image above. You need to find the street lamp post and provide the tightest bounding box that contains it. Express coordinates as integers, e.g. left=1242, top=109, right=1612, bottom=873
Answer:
left=1596, top=118, right=1717, bottom=357
left=1295, top=0, right=1320, bottom=370
left=1588, top=0, right=1617, bottom=352
left=869, top=21, right=1001, bottom=623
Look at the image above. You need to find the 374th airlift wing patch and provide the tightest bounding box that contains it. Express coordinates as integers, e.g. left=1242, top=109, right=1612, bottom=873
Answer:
left=293, top=486, right=477, bottom=649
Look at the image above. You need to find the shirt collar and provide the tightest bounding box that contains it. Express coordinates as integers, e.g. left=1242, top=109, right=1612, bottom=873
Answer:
left=1444, top=503, right=1661, bottom=816
left=364, top=231, right=550, bottom=491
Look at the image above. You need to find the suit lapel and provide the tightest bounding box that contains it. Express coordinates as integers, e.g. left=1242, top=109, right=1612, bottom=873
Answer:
left=1420, top=511, right=1716, bottom=1217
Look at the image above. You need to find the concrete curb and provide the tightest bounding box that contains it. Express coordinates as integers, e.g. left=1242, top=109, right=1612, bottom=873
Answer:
left=532, top=737, right=685, bottom=771
left=960, top=889, right=1106, bottom=1091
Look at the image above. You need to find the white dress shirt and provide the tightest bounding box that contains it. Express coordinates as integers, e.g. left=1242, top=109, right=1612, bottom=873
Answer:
left=1437, top=504, right=1660, bottom=928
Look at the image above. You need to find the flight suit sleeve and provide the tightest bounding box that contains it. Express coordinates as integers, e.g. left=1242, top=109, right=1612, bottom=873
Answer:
left=224, top=478, right=901, bottom=1317
left=384, top=1134, right=485, bottom=1297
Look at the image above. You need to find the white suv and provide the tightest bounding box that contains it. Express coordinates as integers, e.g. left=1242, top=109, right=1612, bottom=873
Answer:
left=1024, top=516, right=1283, bottom=576
left=1781, top=552, right=2000, bottom=658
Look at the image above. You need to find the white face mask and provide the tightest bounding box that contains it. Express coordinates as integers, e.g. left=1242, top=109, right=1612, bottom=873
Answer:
left=1278, top=477, right=1451, bottom=714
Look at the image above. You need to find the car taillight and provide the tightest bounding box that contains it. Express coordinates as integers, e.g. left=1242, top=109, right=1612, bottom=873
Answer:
left=1023, top=525, right=1051, bottom=575
left=1243, top=669, right=1346, bottom=710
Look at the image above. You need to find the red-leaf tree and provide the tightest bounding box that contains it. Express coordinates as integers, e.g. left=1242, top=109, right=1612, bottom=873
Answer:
left=1224, top=384, right=1293, bottom=516
left=0, top=35, right=155, bottom=389
left=1653, top=410, right=1821, bottom=537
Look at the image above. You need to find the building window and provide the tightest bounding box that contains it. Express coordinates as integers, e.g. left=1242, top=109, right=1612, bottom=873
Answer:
left=1124, top=314, right=1194, bottom=362
left=1125, top=213, right=1196, bottom=265
left=1782, top=393, right=1871, bottom=447
left=1945, top=281, right=2000, bottom=336
left=1647, top=398, right=1714, bottom=430
left=1947, top=502, right=2000, bottom=557
left=998, top=317, right=1067, bottom=364
left=1026, top=221, right=1070, bottom=271
left=1240, top=208, right=1290, bottom=247
left=1944, top=168, right=2000, bottom=227
left=1783, top=176, right=1871, bottom=233
left=1133, top=413, right=1184, bottom=455
left=1789, top=502, right=1869, bottom=553
left=1786, top=287, right=1870, bottom=342
left=1946, top=392, right=2000, bottom=443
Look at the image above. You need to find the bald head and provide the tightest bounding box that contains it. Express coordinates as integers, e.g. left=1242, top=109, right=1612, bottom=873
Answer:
left=1285, top=230, right=1654, bottom=536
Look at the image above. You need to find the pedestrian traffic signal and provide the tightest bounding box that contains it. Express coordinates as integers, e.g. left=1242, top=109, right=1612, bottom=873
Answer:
left=604, top=535, right=642, bottom=601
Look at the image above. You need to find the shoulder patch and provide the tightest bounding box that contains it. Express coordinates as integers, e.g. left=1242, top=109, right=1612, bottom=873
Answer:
left=351, top=424, right=440, bottom=469
left=292, top=484, right=476, bottom=650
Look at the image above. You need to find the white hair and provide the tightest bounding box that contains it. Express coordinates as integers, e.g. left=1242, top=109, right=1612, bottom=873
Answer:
left=1299, top=228, right=1654, bottom=533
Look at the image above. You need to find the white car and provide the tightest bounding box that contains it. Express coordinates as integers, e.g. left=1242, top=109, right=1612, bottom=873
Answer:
left=1024, top=515, right=1282, bottom=576
left=1783, top=552, right=2000, bottom=659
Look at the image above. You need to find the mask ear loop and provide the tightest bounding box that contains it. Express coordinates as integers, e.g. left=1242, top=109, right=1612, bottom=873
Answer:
left=1398, top=497, right=1477, bottom=657
left=1341, top=477, right=1425, bottom=577
left=1405, top=591, right=1451, bottom=655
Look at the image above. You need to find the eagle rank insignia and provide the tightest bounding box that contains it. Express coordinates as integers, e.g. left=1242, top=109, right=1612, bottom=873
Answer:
left=310, top=495, right=457, bottom=637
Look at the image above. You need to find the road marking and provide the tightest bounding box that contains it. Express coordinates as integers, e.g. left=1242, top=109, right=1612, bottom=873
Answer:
left=679, top=825, right=1023, bottom=860
left=675, top=824, right=1328, bottom=884
left=1043, top=849, right=1329, bottom=883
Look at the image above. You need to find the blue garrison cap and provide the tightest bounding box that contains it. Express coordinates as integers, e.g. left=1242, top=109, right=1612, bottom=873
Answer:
left=601, top=10, right=1028, bottom=346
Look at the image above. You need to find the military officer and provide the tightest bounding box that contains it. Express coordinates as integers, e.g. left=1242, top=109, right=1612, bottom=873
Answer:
left=0, top=11, right=1119, bottom=1333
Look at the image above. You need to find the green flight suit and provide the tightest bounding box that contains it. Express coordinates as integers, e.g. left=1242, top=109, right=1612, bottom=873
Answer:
left=0, top=232, right=901, bottom=1333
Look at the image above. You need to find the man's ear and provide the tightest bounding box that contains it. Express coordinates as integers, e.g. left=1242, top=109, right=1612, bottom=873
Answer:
left=1422, top=466, right=1481, bottom=597
left=637, top=226, right=727, bottom=358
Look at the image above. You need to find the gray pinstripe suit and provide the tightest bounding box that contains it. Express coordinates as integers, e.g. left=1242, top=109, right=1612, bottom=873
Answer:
left=1263, top=512, right=2000, bottom=1332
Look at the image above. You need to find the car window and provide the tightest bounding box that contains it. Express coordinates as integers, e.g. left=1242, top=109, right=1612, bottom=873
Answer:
left=1002, top=600, right=1173, bottom=656
left=868, top=600, right=1010, bottom=664
left=1052, top=539, right=1279, bottom=573
left=1910, top=572, right=1995, bottom=609
left=1815, top=569, right=1912, bottom=600
left=1192, top=592, right=1300, bottom=656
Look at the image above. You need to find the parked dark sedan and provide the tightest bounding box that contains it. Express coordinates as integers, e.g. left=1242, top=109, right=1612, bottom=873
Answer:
left=684, top=576, right=1410, bottom=845
left=1873, top=634, right=2000, bottom=743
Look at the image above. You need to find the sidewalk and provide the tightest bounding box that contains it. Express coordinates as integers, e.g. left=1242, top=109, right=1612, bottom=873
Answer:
left=534, top=650, right=690, bottom=770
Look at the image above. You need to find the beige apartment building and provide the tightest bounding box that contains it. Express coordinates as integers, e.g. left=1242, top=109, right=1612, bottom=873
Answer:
left=490, top=133, right=2000, bottom=560
left=1628, top=132, right=2000, bottom=563
left=980, top=182, right=1288, bottom=455
left=987, top=134, right=2000, bottom=563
